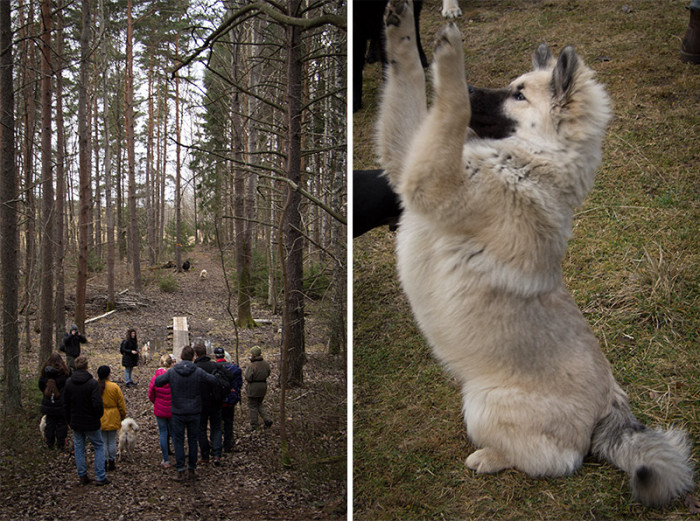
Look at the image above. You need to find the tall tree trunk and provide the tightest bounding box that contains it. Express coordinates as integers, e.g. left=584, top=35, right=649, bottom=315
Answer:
left=21, top=1, right=37, bottom=353
left=329, top=50, right=345, bottom=356
left=75, top=0, right=92, bottom=331
left=115, top=88, right=126, bottom=261
left=125, top=0, right=141, bottom=291
left=226, top=13, right=255, bottom=329
left=93, top=90, right=101, bottom=261
left=54, top=0, right=66, bottom=346
left=1, top=0, right=22, bottom=413
left=175, top=32, right=182, bottom=273
left=87, top=85, right=94, bottom=254
left=100, top=0, right=115, bottom=310
left=158, top=78, right=168, bottom=260
left=146, top=40, right=155, bottom=266
left=283, top=0, right=305, bottom=387
left=38, top=0, right=54, bottom=364
left=243, top=18, right=260, bottom=328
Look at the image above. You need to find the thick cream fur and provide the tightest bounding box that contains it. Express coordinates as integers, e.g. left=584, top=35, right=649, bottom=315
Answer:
left=376, top=0, right=693, bottom=503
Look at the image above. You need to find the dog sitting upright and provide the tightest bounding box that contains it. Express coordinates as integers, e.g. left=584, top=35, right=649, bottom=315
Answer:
left=376, top=0, right=693, bottom=507
left=118, top=418, right=139, bottom=461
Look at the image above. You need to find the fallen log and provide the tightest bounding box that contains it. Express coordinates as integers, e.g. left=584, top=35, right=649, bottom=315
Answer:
left=85, top=309, right=116, bottom=324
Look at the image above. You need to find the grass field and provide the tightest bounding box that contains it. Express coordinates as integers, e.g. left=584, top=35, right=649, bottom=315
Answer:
left=352, top=0, right=700, bottom=519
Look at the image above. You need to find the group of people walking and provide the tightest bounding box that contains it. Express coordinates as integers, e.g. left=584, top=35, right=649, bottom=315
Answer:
left=39, top=325, right=274, bottom=485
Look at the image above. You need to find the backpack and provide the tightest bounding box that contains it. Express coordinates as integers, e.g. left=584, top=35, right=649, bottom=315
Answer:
left=210, top=365, right=231, bottom=403
left=218, top=361, right=242, bottom=406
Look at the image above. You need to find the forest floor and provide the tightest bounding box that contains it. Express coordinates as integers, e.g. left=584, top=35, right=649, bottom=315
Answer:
left=0, top=246, right=347, bottom=521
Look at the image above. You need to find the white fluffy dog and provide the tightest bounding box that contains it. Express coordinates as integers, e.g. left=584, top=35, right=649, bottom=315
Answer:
left=199, top=269, right=208, bottom=280
left=376, top=0, right=693, bottom=507
left=141, top=341, right=151, bottom=365
left=118, top=418, right=139, bottom=461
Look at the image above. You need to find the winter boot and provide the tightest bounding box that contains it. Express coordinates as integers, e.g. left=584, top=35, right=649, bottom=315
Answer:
left=188, top=468, right=197, bottom=481
left=79, top=474, right=91, bottom=486
left=173, top=470, right=187, bottom=482
left=681, top=0, right=700, bottom=63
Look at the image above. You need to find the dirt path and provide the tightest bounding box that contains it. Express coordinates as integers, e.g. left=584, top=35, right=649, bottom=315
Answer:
left=0, top=248, right=346, bottom=521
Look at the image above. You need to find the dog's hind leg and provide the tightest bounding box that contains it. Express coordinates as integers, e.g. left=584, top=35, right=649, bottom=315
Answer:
left=376, top=0, right=427, bottom=191
left=399, top=23, right=472, bottom=220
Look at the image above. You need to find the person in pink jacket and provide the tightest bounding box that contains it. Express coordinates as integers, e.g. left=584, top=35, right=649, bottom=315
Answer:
left=148, top=354, right=175, bottom=468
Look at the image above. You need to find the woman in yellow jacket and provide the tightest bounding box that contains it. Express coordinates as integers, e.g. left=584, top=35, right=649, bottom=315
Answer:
left=97, top=365, right=127, bottom=472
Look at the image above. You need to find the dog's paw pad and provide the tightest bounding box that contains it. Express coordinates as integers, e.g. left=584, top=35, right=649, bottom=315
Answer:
left=385, top=0, right=411, bottom=27
left=442, top=6, right=462, bottom=19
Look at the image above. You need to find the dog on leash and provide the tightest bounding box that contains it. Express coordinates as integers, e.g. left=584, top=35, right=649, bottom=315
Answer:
left=376, top=0, right=693, bottom=507
left=118, top=418, right=139, bottom=461
left=199, top=269, right=208, bottom=280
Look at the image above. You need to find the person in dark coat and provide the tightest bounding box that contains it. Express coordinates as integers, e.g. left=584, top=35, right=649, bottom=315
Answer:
left=193, top=342, right=223, bottom=465
left=120, top=328, right=140, bottom=387
left=244, top=346, right=273, bottom=430
left=38, top=353, right=71, bottom=450
left=155, top=345, right=219, bottom=482
left=59, top=324, right=87, bottom=371
left=214, top=347, right=242, bottom=453
left=63, top=356, right=109, bottom=486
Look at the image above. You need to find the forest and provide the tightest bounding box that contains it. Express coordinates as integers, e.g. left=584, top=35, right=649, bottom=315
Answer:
left=0, top=1, right=346, bottom=519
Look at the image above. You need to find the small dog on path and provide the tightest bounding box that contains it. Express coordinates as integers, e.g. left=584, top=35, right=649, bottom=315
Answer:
left=199, top=269, right=208, bottom=280
left=118, top=418, right=139, bottom=461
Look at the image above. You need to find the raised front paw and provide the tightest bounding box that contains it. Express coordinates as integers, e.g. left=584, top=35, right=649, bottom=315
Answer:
left=384, top=0, right=422, bottom=70
left=441, top=0, right=462, bottom=19
left=384, top=0, right=412, bottom=29
left=432, top=23, right=467, bottom=99
left=434, top=22, right=463, bottom=58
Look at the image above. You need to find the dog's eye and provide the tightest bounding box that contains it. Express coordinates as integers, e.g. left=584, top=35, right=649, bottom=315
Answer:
left=513, top=91, right=526, bottom=101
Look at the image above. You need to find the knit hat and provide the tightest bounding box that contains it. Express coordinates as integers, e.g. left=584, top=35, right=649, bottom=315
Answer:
left=251, top=346, right=262, bottom=357
left=97, top=365, right=111, bottom=379
left=214, top=347, right=225, bottom=358
left=70, top=324, right=79, bottom=333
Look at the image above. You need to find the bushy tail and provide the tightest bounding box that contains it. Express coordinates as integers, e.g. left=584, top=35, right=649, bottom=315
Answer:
left=591, top=390, right=694, bottom=507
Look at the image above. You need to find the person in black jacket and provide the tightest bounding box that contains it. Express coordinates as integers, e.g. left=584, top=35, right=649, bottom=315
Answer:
left=193, top=342, right=223, bottom=465
left=120, top=328, right=140, bottom=387
left=38, top=353, right=71, bottom=450
left=64, top=356, right=109, bottom=486
left=214, top=347, right=242, bottom=453
left=59, top=324, right=87, bottom=371
left=155, top=345, right=218, bottom=482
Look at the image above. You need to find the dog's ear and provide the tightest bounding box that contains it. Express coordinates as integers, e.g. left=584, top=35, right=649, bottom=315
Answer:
left=532, top=43, right=554, bottom=70
left=551, top=46, right=579, bottom=100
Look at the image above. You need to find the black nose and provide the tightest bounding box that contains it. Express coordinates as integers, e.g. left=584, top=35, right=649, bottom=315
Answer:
left=468, top=85, right=475, bottom=94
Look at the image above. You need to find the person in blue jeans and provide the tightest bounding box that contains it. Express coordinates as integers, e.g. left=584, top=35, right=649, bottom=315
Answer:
left=120, top=328, right=140, bottom=387
left=63, top=356, right=109, bottom=486
left=155, top=345, right=218, bottom=482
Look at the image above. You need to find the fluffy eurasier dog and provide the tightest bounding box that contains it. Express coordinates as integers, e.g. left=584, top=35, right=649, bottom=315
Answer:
left=118, top=418, right=139, bottom=461
left=376, top=0, right=693, bottom=507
